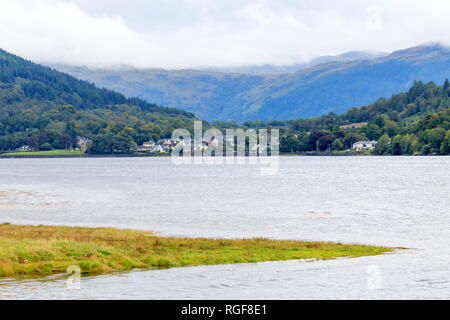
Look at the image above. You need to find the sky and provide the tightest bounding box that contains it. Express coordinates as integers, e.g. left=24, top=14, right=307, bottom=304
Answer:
left=0, top=0, right=449, bottom=69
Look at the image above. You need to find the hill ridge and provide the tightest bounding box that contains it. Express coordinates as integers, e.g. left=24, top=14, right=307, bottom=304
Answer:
left=53, top=43, right=450, bottom=122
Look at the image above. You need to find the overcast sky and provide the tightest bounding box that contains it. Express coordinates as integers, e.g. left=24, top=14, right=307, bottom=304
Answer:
left=0, top=0, right=449, bottom=69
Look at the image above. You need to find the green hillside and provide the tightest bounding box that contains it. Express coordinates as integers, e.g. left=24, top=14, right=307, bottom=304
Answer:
left=214, top=80, right=450, bottom=155
left=0, top=49, right=196, bottom=153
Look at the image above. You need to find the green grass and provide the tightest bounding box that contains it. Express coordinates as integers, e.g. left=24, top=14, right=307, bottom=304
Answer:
left=332, top=150, right=373, bottom=156
left=0, top=224, right=396, bottom=277
left=1, top=149, right=84, bottom=156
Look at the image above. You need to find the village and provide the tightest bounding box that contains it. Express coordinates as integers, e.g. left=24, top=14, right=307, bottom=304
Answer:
left=12, top=137, right=378, bottom=154
left=136, top=133, right=278, bottom=154
left=137, top=137, right=239, bottom=153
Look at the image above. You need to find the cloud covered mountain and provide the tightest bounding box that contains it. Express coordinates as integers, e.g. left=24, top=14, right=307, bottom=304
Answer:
left=54, top=44, right=450, bottom=122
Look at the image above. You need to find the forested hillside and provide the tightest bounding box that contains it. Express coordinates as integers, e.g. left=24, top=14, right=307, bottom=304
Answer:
left=285, top=80, right=450, bottom=155
left=286, top=80, right=450, bottom=132
left=216, top=80, right=450, bottom=155
left=0, top=48, right=195, bottom=153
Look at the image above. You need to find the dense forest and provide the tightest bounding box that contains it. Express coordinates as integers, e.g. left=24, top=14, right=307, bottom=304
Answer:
left=0, top=48, right=196, bottom=153
left=213, top=80, right=450, bottom=155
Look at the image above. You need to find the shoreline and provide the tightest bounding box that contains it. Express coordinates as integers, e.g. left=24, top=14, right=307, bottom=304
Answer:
left=0, top=223, right=395, bottom=278
left=0, top=153, right=442, bottom=159
left=0, top=153, right=171, bottom=159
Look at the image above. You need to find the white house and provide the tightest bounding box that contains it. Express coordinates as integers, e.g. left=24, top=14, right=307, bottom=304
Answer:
left=143, top=141, right=155, bottom=148
left=138, top=141, right=156, bottom=152
left=17, top=145, right=32, bottom=152
left=352, top=140, right=377, bottom=151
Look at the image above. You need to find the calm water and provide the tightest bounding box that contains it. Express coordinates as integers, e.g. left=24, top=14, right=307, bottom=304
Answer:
left=0, top=157, right=448, bottom=299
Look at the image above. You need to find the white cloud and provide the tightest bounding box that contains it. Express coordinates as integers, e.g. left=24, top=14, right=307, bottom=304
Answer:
left=0, top=0, right=449, bottom=69
left=0, top=0, right=162, bottom=67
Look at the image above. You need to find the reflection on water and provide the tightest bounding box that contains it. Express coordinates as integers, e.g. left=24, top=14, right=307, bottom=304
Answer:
left=0, top=157, right=449, bottom=299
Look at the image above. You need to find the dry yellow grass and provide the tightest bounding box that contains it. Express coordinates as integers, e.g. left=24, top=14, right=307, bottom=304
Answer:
left=340, top=122, right=368, bottom=129
left=0, top=223, right=394, bottom=277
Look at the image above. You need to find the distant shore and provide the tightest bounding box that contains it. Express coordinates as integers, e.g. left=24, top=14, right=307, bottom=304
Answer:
left=0, top=150, right=440, bottom=159
left=0, top=223, right=394, bottom=277
left=0, top=153, right=438, bottom=159
left=0, top=153, right=170, bottom=159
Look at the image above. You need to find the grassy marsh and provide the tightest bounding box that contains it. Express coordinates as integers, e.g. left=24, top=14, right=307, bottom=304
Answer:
left=0, top=223, right=394, bottom=277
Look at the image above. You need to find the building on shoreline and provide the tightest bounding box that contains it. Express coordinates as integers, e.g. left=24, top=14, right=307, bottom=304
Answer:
left=137, top=141, right=156, bottom=152
left=352, top=140, right=377, bottom=151
left=16, top=145, right=32, bottom=152
left=138, top=139, right=189, bottom=153
left=77, top=137, right=92, bottom=153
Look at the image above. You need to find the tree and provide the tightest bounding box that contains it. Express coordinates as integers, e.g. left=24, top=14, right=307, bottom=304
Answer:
left=296, top=133, right=309, bottom=151
left=373, top=115, right=387, bottom=128
left=308, top=131, right=327, bottom=151
left=38, top=132, right=49, bottom=144
left=374, top=134, right=390, bottom=155
left=39, top=143, right=52, bottom=151
left=59, top=134, right=73, bottom=149
left=362, top=124, right=381, bottom=141
left=426, top=128, right=446, bottom=153
left=384, top=120, right=400, bottom=137
left=317, top=135, right=335, bottom=151
left=401, top=134, right=419, bottom=155
left=65, top=121, right=77, bottom=142
left=280, top=134, right=301, bottom=152
left=421, top=144, right=431, bottom=155
left=423, top=113, right=441, bottom=129
left=407, top=80, right=425, bottom=102
left=440, top=130, right=450, bottom=155
left=331, top=138, right=344, bottom=151
left=444, top=78, right=450, bottom=98
left=28, top=134, right=39, bottom=150
left=391, top=135, right=403, bottom=155
left=88, top=134, right=137, bottom=154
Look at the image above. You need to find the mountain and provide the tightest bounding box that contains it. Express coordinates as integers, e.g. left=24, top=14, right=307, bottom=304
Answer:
left=235, top=44, right=450, bottom=121
left=201, top=51, right=387, bottom=74
left=51, top=66, right=271, bottom=122
left=0, top=48, right=195, bottom=153
left=54, top=44, right=450, bottom=122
